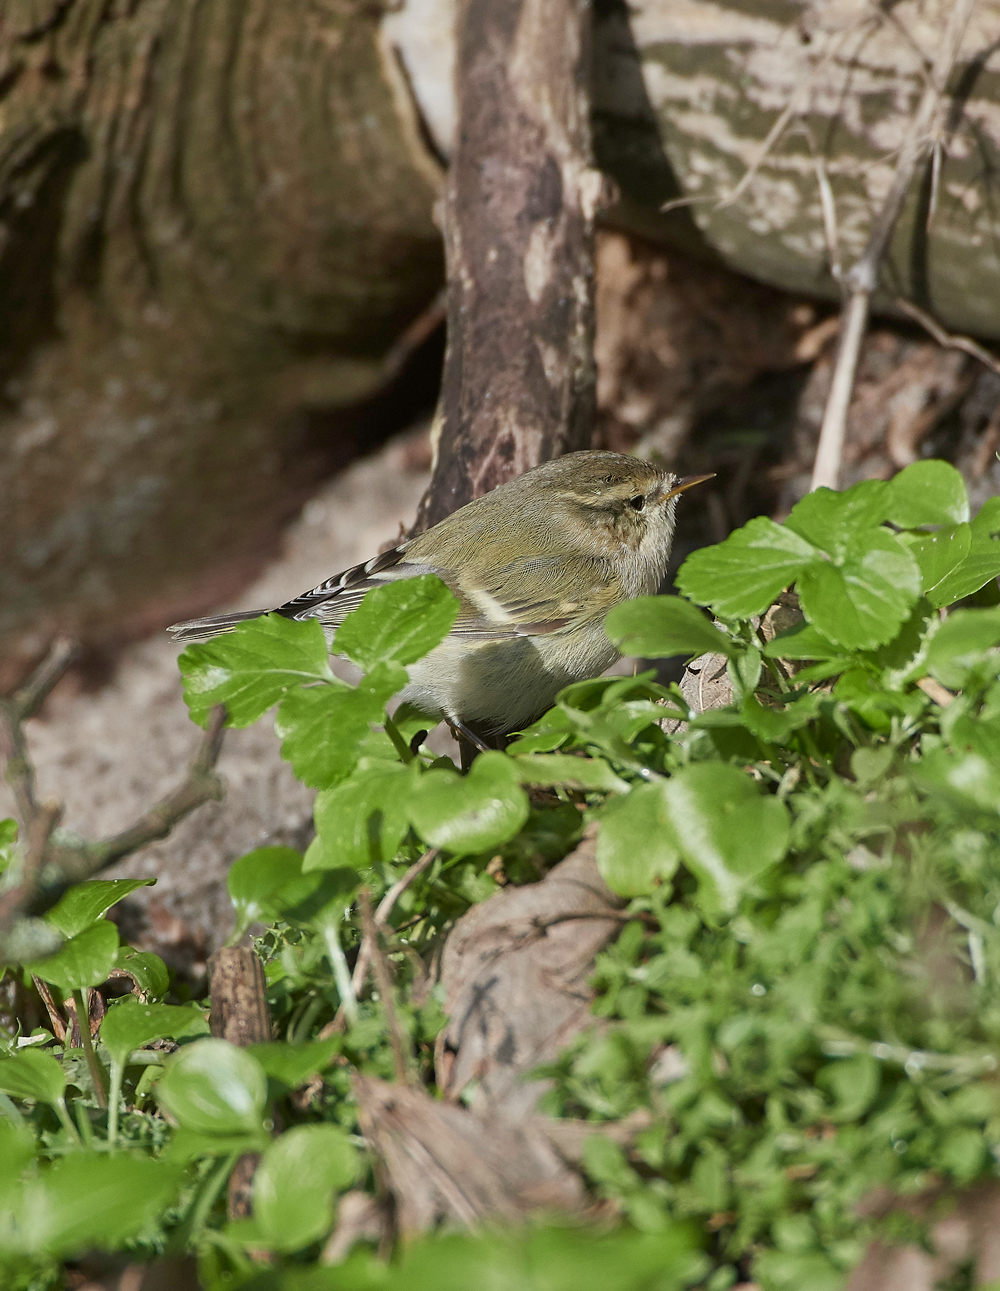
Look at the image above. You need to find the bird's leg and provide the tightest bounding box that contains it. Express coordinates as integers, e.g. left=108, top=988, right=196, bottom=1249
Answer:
left=446, top=718, right=497, bottom=772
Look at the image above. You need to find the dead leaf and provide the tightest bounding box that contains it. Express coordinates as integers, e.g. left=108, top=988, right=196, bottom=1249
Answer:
left=354, top=1075, right=585, bottom=1237
left=434, top=825, right=625, bottom=1118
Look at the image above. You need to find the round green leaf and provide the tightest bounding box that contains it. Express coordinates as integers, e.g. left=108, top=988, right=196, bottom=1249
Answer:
left=115, top=949, right=170, bottom=1001
left=407, top=752, right=529, bottom=856
left=101, top=999, right=209, bottom=1068
left=605, top=595, right=738, bottom=660
left=898, top=524, right=972, bottom=599
left=247, top=1038, right=341, bottom=1090
left=227, top=846, right=306, bottom=937
left=179, top=613, right=332, bottom=729
left=0, top=1049, right=66, bottom=1106
left=929, top=496, right=1000, bottom=606
left=886, top=459, right=970, bottom=528
left=925, top=606, right=1000, bottom=690
left=597, top=785, right=681, bottom=896
left=662, top=763, right=790, bottom=912
left=251, top=1124, right=360, bottom=1251
left=26, top=920, right=120, bottom=992
left=156, top=1037, right=267, bottom=1135
left=44, top=879, right=156, bottom=939
left=332, top=574, right=459, bottom=669
left=797, top=529, right=922, bottom=650
left=309, top=764, right=412, bottom=870
left=18, top=1157, right=183, bottom=1257
left=785, top=481, right=891, bottom=556
left=676, top=517, right=819, bottom=620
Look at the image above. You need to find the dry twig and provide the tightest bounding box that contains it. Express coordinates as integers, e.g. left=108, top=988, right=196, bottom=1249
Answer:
left=359, top=889, right=410, bottom=1084
left=810, top=0, right=977, bottom=491
left=895, top=298, right=1000, bottom=379
left=0, top=641, right=226, bottom=953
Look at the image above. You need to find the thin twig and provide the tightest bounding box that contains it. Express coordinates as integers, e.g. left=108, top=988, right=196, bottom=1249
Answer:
left=895, top=297, right=1000, bottom=379
left=917, top=676, right=955, bottom=707
left=809, top=3, right=977, bottom=492
left=660, top=100, right=799, bottom=217
left=72, top=988, right=108, bottom=1109
left=0, top=705, right=226, bottom=948
left=350, top=849, right=438, bottom=999
left=359, top=889, right=409, bottom=1084
left=30, top=974, right=67, bottom=1042
left=13, top=638, right=78, bottom=722
left=810, top=0, right=977, bottom=491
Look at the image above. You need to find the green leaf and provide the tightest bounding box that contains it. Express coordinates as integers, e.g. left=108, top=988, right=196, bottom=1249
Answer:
left=0, top=1049, right=65, bottom=1105
left=0, top=818, right=17, bottom=875
left=785, top=481, right=890, bottom=557
left=408, top=752, right=530, bottom=856
left=597, top=784, right=682, bottom=897
left=925, top=606, right=1000, bottom=690
left=44, top=879, right=155, bottom=939
left=17, top=1157, right=183, bottom=1258
left=762, top=622, right=844, bottom=661
left=929, top=497, right=1000, bottom=606
left=179, top=613, right=332, bottom=728
left=676, top=517, right=819, bottom=620
left=247, top=1124, right=360, bottom=1252
left=247, top=1038, right=340, bottom=1089
left=511, top=754, right=629, bottom=794
left=797, top=529, right=922, bottom=649
left=898, top=524, right=972, bottom=599
left=309, top=763, right=413, bottom=870
left=333, top=574, right=459, bottom=669
left=886, top=459, right=970, bottom=527
left=26, top=920, right=120, bottom=991
left=914, top=748, right=1000, bottom=813
left=163, top=1127, right=270, bottom=1164
left=662, top=764, right=790, bottom=913
left=605, top=595, right=738, bottom=660
left=100, top=999, right=209, bottom=1068
left=274, top=661, right=407, bottom=789
left=156, top=1037, right=267, bottom=1135
left=114, top=950, right=170, bottom=1001
left=227, top=846, right=306, bottom=939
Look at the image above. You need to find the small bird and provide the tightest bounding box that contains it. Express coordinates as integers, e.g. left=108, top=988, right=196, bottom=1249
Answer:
left=168, top=452, right=711, bottom=749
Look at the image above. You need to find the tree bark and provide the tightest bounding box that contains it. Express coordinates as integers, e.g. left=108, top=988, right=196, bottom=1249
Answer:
left=209, top=946, right=273, bottom=1221
left=413, top=0, right=599, bottom=530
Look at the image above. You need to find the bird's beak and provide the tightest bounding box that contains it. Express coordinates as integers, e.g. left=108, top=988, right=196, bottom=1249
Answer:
left=663, top=473, right=716, bottom=500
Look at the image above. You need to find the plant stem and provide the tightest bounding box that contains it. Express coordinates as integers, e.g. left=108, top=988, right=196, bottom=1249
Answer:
left=73, top=989, right=108, bottom=1109
left=107, top=1059, right=124, bottom=1151
left=323, top=918, right=358, bottom=1026
left=53, top=1095, right=81, bottom=1144
left=188, top=1152, right=240, bottom=1235
left=383, top=714, right=414, bottom=764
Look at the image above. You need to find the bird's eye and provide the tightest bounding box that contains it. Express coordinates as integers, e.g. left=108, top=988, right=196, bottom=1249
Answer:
left=629, top=495, right=645, bottom=511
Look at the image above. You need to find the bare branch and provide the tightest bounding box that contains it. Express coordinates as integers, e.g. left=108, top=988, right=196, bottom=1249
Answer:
left=895, top=298, right=1000, bottom=379
left=359, top=888, right=410, bottom=1084
left=810, top=0, right=977, bottom=491
left=0, top=705, right=226, bottom=951
left=13, top=638, right=78, bottom=723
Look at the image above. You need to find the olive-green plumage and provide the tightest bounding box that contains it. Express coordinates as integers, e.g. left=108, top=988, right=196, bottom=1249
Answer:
left=168, top=452, right=709, bottom=738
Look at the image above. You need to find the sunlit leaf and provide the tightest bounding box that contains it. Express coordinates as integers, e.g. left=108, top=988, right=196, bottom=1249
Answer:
left=408, top=752, right=529, bottom=856
left=26, top=920, right=120, bottom=992
left=676, top=518, right=819, bottom=620
left=179, top=613, right=332, bottom=728
left=333, top=574, right=459, bottom=669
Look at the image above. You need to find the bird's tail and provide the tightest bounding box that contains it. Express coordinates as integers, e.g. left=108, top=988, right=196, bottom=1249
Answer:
left=166, top=608, right=268, bottom=643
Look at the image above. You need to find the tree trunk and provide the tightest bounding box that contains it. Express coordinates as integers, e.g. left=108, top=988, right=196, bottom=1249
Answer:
left=413, top=0, right=599, bottom=530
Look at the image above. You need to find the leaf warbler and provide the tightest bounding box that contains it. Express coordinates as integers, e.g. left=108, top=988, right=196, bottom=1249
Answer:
left=168, top=452, right=711, bottom=746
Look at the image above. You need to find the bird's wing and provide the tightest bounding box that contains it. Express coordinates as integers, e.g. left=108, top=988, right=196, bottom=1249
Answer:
left=284, top=548, right=616, bottom=641
left=448, top=554, right=617, bottom=639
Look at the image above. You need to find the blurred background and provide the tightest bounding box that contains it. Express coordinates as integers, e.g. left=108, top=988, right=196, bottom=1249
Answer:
left=3, top=0, right=1000, bottom=964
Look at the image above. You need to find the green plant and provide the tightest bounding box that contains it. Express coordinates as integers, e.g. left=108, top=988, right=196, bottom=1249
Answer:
left=3, top=459, right=1000, bottom=1289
